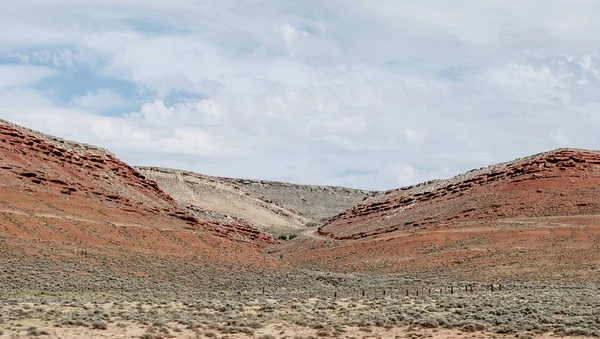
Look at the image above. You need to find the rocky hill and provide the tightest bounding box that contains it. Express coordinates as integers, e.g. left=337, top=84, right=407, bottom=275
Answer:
left=275, top=148, right=600, bottom=282
left=136, top=167, right=378, bottom=237
left=136, top=167, right=310, bottom=236
left=218, top=177, right=379, bottom=225
left=0, top=119, right=279, bottom=291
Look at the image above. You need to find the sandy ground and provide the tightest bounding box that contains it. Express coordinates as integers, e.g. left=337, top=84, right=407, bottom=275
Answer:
left=0, top=322, right=591, bottom=339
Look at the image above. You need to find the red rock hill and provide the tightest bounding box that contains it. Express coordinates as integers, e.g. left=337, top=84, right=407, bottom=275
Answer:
left=0, top=119, right=277, bottom=273
left=276, top=149, right=600, bottom=282
left=320, top=149, right=600, bottom=239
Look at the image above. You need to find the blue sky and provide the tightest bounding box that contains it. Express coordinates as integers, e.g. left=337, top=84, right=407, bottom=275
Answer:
left=1, top=0, right=600, bottom=190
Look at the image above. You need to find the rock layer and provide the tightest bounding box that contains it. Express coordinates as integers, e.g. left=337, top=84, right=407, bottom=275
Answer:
left=275, top=149, right=600, bottom=281
left=137, top=167, right=379, bottom=236
left=218, top=177, right=379, bottom=225
left=319, top=149, right=600, bottom=239
left=136, top=167, right=311, bottom=236
left=0, top=119, right=277, bottom=276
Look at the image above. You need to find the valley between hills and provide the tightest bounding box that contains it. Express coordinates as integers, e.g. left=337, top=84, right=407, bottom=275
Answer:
left=1, top=118, right=600, bottom=338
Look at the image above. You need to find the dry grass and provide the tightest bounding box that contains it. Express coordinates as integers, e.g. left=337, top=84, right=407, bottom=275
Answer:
left=1, top=276, right=600, bottom=338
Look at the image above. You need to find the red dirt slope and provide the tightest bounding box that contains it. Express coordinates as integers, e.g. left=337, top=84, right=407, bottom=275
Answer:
left=0, top=120, right=276, bottom=272
left=275, top=149, right=600, bottom=281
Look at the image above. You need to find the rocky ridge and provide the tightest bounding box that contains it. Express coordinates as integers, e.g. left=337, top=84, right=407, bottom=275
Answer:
left=0, top=119, right=277, bottom=247
left=137, top=167, right=380, bottom=236
left=319, top=148, right=600, bottom=240
left=218, top=176, right=379, bottom=225
left=271, top=148, right=600, bottom=280
left=136, top=167, right=311, bottom=236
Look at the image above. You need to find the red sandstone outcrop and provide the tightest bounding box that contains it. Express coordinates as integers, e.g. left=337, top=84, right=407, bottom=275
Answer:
left=0, top=120, right=277, bottom=248
left=273, top=149, right=600, bottom=281
left=318, top=149, right=600, bottom=240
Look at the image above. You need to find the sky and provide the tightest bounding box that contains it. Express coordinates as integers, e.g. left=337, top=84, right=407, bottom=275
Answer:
left=1, top=1, right=599, bottom=190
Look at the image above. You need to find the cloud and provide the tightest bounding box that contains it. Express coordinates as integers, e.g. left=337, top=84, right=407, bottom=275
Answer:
left=390, top=164, right=416, bottom=187
left=550, top=131, right=571, bottom=146
left=130, top=99, right=227, bottom=127
left=16, top=48, right=77, bottom=67
left=403, top=128, right=424, bottom=144
left=71, top=89, right=128, bottom=112
left=0, top=65, right=58, bottom=90
left=1, top=1, right=600, bottom=190
left=278, top=24, right=299, bottom=46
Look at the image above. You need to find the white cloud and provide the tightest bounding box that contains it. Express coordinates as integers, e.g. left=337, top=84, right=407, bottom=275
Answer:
left=1, top=0, right=600, bottom=190
left=71, top=89, right=128, bottom=112
left=550, top=131, right=570, bottom=146
left=130, top=99, right=227, bottom=127
left=0, top=92, right=223, bottom=157
left=403, top=128, right=424, bottom=144
left=278, top=24, right=299, bottom=46
left=0, top=65, right=58, bottom=90
left=390, top=164, right=416, bottom=187
left=16, top=48, right=77, bottom=67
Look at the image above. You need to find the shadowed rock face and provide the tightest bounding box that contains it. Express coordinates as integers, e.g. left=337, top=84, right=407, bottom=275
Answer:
left=275, top=148, right=600, bottom=281
left=0, top=119, right=278, bottom=276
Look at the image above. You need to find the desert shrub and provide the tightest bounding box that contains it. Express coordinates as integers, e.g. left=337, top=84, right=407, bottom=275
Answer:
left=91, top=321, right=107, bottom=330
left=26, top=327, right=49, bottom=336
left=459, top=321, right=487, bottom=332
left=278, top=234, right=299, bottom=241
left=415, top=318, right=439, bottom=328
left=247, top=321, right=262, bottom=329
left=219, top=326, right=253, bottom=334
left=564, top=327, right=592, bottom=336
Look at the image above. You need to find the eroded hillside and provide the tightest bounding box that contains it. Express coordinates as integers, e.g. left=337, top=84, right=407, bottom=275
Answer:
left=136, top=167, right=379, bottom=236
left=218, top=177, right=379, bottom=225
left=136, top=167, right=310, bottom=236
left=0, top=119, right=279, bottom=292
left=275, top=149, right=600, bottom=282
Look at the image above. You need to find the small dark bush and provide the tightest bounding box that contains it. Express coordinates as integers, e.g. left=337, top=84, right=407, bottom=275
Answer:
left=91, top=321, right=107, bottom=330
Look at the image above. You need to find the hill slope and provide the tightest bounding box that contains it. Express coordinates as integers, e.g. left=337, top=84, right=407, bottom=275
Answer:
left=136, top=167, right=378, bottom=236
left=0, top=119, right=278, bottom=292
left=218, top=177, right=379, bottom=225
left=136, top=167, right=310, bottom=236
left=275, top=149, right=600, bottom=282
